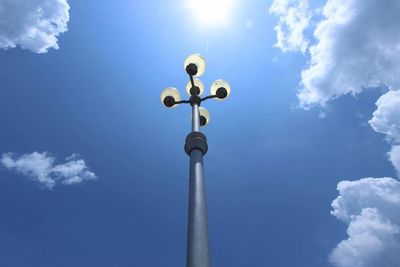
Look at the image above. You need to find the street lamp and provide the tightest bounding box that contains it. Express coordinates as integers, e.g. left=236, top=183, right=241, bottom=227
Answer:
left=161, top=54, right=230, bottom=267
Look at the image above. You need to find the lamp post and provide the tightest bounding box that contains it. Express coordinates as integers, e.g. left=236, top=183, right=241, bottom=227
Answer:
left=160, top=54, right=231, bottom=267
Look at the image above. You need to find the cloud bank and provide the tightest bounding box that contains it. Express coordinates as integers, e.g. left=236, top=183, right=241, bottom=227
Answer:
left=0, top=0, right=70, bottom=53
left=1, top=152, right=97, bottom=189
left=330, top=177, right=400, bottom=267
left=271, top=0, right=400, bottom=107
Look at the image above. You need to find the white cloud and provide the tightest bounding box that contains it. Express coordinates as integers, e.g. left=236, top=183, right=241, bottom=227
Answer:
left=299, top=0, right=400, bottom=107
left=369, top=90, right=400, bottom=143
left=388, top=146, right=400, bottom=177
left=269, top=0, right=310, bottom=53
left=1, top=152, right=97, bottom=189
left=271, top=0, right=400, bottom=174
left=270, top=0, right=400, bottom=107
left=368, top=90, right=400, bottom=175
left=0, top=0, right=70, bottom=53
left=330, top=177, right=400, bottom=267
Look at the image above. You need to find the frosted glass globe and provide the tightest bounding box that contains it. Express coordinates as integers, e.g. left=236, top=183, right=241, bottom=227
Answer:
left=160, top=87, right=181, bottom=108
left=199, top=107, right=210, bottom=126
left=186, top=78, right=205, bottom=96
left=210, top=79, right=231, bottom=100
left=184, top=54, right=206, bottom=77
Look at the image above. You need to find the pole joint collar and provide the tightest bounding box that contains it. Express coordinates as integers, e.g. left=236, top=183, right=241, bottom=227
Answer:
left=189, top=95, right=201, bottom=106
left=185, top=132, right=208, bottom=155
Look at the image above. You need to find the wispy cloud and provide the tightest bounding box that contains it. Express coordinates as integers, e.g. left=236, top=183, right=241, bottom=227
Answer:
left=0, top=0, right=70, bottom=53
left=1, top=152, right=97, bottom=189
left=245, top=20, right=254, bottom=29
left=330, top=177, right=400, bottom=267
left=269, top=0, right=310, bottom=53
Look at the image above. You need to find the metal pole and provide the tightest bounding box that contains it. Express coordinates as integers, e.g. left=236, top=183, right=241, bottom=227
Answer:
left=191, top=103, right=200, bottom=132
left=186, top=103, right=211, bottom=267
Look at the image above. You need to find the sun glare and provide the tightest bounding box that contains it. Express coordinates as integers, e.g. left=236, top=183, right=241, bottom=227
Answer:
left=188, top=0, right=235, bottom=27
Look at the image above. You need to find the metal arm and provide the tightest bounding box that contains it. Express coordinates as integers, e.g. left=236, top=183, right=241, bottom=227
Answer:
left=190, top=74, right=196, bottom=89
left=175, top=100, right=191, bottom=104
left=200, top=95, right=218, bottom=101
left=174, top=95, right=217, bottom=107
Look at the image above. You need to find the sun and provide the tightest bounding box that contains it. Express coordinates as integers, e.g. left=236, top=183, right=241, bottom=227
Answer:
left=187, top=0, right=235, bottom=27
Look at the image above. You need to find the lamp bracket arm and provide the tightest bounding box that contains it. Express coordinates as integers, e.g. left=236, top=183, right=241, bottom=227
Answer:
left=175, top=100, right=191, bottom=105
left=200, top=95, right=218, bottom=101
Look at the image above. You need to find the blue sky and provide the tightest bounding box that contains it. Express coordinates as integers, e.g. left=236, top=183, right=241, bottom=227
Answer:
left=1, top=0, right=400, bottom=267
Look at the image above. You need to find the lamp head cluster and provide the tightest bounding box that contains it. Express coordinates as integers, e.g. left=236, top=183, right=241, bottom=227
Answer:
left=161, top=54, right=231, bottom=126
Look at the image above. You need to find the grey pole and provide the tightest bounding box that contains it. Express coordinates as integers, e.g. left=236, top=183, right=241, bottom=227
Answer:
left=191, top=103, right=201, bottom=132
left=185, top=103, right=211, bottom=267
